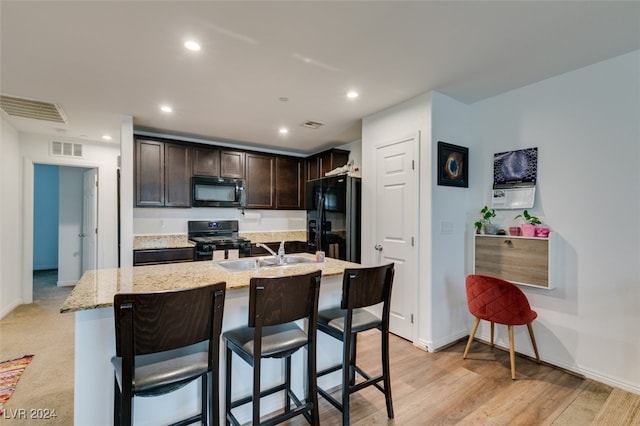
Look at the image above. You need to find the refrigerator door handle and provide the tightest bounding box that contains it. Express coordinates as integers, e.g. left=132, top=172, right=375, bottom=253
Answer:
left=374, top=244, right=383, bottom=251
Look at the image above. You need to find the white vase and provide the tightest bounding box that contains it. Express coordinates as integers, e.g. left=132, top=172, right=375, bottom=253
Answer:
left=484, top=223, right=499, bottom=235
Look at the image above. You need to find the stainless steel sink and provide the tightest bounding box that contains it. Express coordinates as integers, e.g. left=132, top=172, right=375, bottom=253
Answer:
left=215, top=255, right=316, bottom=272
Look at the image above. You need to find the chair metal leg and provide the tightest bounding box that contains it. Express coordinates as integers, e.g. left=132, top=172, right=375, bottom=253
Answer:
left=114, top=377, right=121, bottom=426
left=463, top=317, right=481, bottom=359
left=381, top=327, right=394, bottom=419
left=527, top=323, right=541, bottom=363
left=349, top=334, right=357, bottom=386
left=121, top=387, right=132, bottom=426
left=252, top=356, right=261, bottom=425
left=201, top=373, right=208, bottom=426
left=285, top=356, right=292, bottom=412
left=508, top=325, right=516, bottom=380
left=225, top=346, right=232, bottom=426
left=490, top=321, right=495, bottom=348
left=307, top=345, right=320, bottom=426
left=342, top=331, right=352, bottom=426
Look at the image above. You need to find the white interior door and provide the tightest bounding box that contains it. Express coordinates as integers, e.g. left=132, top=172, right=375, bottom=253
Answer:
left=82, top=169, right=98, bottom=273
left=375, top=135, right=418, bottom=341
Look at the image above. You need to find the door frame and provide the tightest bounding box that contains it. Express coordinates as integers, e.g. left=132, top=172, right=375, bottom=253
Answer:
left=23, top=158, right=100, bottom=303
left=373, top=132, right=421, bottom=344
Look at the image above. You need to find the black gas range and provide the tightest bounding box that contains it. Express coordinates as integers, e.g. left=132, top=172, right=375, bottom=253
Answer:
left=188, top=220, right=251, bottom=261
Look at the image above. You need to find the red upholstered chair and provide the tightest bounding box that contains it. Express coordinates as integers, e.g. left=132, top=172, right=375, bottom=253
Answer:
left=463, top=274, right=540, bottom=379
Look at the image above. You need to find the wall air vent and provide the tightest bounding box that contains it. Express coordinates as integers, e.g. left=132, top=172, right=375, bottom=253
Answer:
left=51, top=140, right=83, bottom=158
left=300, top=120, right=325, bottom=129
left=0, top=94, right=68, bottom=123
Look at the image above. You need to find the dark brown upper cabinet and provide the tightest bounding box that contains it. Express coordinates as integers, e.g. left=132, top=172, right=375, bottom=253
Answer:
left=245, top=153, right=275, bottom=209
left=192, top=146, right=220, bottom=177
left=220, top=150, right=245, bottom=179
left=276, top=156, right=305, bottom=209
left=306, top=149, right=350, bottom=181
left=135, top=135, right=349, bottom=210
left=135, top=138, right=191, bottom=207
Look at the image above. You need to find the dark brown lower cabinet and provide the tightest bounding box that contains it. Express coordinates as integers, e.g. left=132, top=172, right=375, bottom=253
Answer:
left=133, top=247, right=195, bottom=266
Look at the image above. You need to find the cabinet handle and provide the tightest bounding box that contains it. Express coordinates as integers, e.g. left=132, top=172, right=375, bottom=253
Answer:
left=503, top=239, right=513, bottom=246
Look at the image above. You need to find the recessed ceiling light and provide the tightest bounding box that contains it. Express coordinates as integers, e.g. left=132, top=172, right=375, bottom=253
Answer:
left=160, top=105, right=173, bottom=113
left=102, top=135, right=112, bottom=141
left=279, top=127, right=289, bottom=134
left=184, top=40, right=201, bottom=51
left=346, top=90, right=359, bottom=99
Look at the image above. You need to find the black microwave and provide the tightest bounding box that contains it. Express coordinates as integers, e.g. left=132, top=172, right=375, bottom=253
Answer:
left=192, top=176, right=246, bottom=208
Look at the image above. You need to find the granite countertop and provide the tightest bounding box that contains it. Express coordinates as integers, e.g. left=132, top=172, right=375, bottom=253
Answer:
left=60, top=253, right=359, bottom=314
left=132, top=231, right=306, bottom=250
left=133, top=234, right=194, bottom=250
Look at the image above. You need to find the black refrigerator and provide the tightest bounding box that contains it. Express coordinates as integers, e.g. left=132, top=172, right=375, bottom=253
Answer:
left=306, top=175, right=361, bottom=263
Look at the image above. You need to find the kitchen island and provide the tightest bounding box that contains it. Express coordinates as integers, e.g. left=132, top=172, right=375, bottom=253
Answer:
left=61, top=254, right=359, bottom=425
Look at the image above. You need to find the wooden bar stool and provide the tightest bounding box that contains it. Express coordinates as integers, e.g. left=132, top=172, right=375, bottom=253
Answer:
left=223, top=270, right=322, bottom=426
left=112, top=282, right=226, bottom=426
left=316, top=263, right=395, bottom=425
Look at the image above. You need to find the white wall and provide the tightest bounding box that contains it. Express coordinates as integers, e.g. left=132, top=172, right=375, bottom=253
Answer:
left=362, top=92, right=432, bottom=346
left=469, top=50, right=640, bottom=393
left=0, top=117, right=23, bottom=317
left=362, top=91, right=477, bottom=350
left=428, top=92, right=474, bottom=348
left=16, top=132, right=120, bottom=306
left=133, top=208, right=306, bottom=235
left=362, top=50, right=640, bottom=394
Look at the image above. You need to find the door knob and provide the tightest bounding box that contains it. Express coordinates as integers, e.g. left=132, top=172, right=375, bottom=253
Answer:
left=79, top=233, right=86, bottom=238
left=374, top=244, right=383, bottom=251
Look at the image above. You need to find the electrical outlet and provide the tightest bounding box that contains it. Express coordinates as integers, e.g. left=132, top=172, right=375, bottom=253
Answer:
left=441, top=221, right=453, bottom=234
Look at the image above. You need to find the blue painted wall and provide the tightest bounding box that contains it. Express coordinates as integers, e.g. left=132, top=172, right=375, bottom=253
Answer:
left=33, top=164, right=59, bottom=270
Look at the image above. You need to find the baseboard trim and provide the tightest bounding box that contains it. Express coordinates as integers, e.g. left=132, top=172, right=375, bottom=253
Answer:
left=0, top=298, right=23, bottom=319
left=460, top=336, right=640, bottom=396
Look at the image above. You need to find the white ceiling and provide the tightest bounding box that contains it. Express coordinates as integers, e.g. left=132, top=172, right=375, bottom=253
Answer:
left=1, top=1, right=639, bottom=155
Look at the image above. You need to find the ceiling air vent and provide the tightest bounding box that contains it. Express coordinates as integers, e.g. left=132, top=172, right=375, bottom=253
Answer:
left=0, top=94, right=68, bottom=123
left=51, top=140, right=83, bottom=158
left=300, top=120, right=324, bottom=130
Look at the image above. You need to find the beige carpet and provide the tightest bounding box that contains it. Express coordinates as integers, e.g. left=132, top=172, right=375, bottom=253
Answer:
left=0, top=270, right=74, bottom=425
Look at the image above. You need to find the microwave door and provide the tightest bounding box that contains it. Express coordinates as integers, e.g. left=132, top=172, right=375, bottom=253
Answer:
left=195, top=185, right=234, bottom=202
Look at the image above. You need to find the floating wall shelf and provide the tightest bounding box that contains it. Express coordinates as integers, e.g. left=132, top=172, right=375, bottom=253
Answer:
left=473, top=233, right=556, bottom=289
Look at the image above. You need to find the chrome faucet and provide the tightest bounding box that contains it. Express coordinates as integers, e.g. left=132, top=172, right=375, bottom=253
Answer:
left=256, top=242, right=286, bottom=265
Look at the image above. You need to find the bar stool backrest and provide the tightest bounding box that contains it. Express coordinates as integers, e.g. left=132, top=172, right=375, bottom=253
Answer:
left=248, top=270, right=322, bottom=329
left=114, top=282, right=226, bottom=365
left=341, top=264, right=395, bottom=311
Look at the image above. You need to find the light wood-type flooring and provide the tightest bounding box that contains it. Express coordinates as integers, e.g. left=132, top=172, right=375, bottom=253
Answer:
left=1, top=270, right=639, bottom=425
left=278, top=330, right=640, bottom=425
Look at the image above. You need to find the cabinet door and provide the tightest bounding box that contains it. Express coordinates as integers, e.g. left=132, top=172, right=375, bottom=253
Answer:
left=136, top=139, right=164, bottom=206
left=306, top=157, right=320, bottom=181
left=220, top=150, right=245, bottom=179
left=245, top=153, right=275, bottom=208
left=133, top=247, right=195, bottom=266
left=276, top=156, right=304, bottom=209
left=474, top=235, right=550, bottom=287
left=192, top=146, right=220, bottom=177
left=164, top=143, right=191, bottom=207
left=306, top=149, right=350, bottom=181
left=320, top=149, right=349, bottom=177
